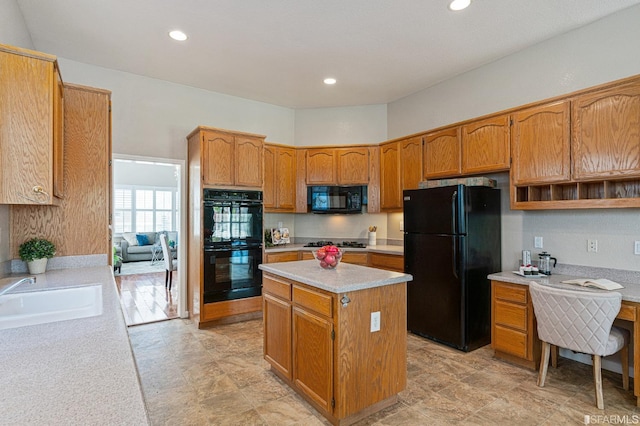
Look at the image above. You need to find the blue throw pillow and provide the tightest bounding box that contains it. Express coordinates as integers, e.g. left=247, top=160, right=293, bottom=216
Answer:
left=136, top=234, right=150, bottom=246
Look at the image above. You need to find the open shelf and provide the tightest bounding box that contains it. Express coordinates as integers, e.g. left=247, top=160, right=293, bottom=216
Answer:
left=513, top=178, right=640, bottom=209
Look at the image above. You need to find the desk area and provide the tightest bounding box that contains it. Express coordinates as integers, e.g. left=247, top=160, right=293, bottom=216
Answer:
left=488, top=271, right=640, bottom=406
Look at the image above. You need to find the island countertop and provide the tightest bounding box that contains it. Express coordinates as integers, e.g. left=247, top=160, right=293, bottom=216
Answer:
left=259, top=259, right=413, bottom=293
left=0, top=266, right=149, bottom=425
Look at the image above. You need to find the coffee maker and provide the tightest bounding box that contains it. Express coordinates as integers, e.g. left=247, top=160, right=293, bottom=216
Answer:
left=538, top=251, right=557, bottom=275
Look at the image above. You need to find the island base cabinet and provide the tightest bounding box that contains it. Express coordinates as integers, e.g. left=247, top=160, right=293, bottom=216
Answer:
left=293, top=307, right=333, bottom=413
left=263, top=272, right=407, bottom=426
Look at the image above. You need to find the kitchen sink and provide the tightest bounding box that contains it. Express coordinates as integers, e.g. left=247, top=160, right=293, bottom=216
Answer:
left=0, top=285, right=103, bottom=330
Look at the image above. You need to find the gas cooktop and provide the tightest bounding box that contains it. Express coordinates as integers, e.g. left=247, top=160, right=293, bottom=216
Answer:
left=303, top=241, right=366, bottom=248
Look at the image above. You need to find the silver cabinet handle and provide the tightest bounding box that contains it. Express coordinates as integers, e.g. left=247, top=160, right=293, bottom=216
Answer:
left=341, top=295, right=351, bottom=307
left=16, top=186, right=50, bottom=204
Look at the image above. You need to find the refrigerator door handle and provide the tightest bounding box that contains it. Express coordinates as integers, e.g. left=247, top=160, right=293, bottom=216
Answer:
left=452, top=237, right=459, bottom=279
left=451, top=190, right=457, bottom=235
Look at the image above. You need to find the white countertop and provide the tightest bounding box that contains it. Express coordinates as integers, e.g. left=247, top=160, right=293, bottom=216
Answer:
left=259, top=259, right=412, bottom=293
left=488, top=271, right=640, bottom=303
left=0, top=266, right=149, bottom=425
left=265, top=244, right=404, bottom=255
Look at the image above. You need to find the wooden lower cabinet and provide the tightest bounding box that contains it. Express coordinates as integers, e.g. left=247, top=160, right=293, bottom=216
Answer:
left=263, top=273, right=407, bottom=425
left=368, top=252, right=404, bottom=272
left=491, top=280, right=541, bottom=369
left=264, top=250, right=300, bottom=263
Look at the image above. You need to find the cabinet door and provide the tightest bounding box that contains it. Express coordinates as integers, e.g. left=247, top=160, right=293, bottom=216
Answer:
left=53, top=66, right=65, bottom=198
left=276, top=147, right=296, bottom=210
left=0, top=50, right=54, bottom=204
left=306, top=149, right=337, bottom=185
left=263, top=293, right=292, bottom=379
left=293, top=307, right=334, bottom=413
left=263, top=145, right=276, bottom=209
left=511, top=101, right=570, bottom=185
left=337, top=148, right=369, bottom=184
left=401, top=136, right=423, bottom=190
left=235, top=136, right=263, bottom=187
left=461, top=115, right=510, bottom=174
left=202, top=131, right=234, bottom=186
left=572, top=83, right=640, bottom=180
left=380, top=142, right=402, bottom=211
left=424, top=127, right=461, bottom=178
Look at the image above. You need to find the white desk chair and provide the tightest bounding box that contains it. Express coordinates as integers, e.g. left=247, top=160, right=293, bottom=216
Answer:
left=160, top=233, right=178, bottom=291
left=529, top=281, right=629, bottom=410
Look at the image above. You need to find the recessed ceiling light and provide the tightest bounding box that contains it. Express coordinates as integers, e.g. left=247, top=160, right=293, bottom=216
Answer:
left=449, top=0, right=471, bottom=11
left=169, top=30, right=188, bottom=41
left=324, top=78, right=337, bottom=85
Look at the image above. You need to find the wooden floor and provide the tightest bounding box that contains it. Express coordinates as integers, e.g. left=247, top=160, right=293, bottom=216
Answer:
left=115, top=272, right=178, bottom=326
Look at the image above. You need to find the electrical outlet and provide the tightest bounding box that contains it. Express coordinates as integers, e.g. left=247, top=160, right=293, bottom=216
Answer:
left=534, top=236, right=543, bottom=249
left=370, top=311, right=381, bottom=332
left=635, top=241, right=640, bottom=255
left=399, top=221, right=404, bottom=231
left=588, top=239, right=598, bottom=253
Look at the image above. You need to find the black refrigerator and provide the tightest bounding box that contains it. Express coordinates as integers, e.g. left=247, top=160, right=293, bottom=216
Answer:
left=403, top=185, right=501, bottom=352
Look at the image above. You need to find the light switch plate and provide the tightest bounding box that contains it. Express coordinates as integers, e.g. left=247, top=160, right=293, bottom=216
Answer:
left=635, top=241, right=640, bottom=255
left=534, top=236, right=543, bottom=249
left=370, top=311, right=381, bottom=332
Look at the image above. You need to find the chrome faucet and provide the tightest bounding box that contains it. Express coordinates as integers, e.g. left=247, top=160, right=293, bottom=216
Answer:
left=0, top=276, right=36, bottom=297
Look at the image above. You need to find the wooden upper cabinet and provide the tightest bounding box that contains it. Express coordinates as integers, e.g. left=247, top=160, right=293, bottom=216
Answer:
left=202, top=130, right=234, bottom=186
left=380, top=142, right=402, bottom=211
left=235, top=136, right=263, bottom=187
left=511, top=101, right=570, bottom=185
left=424, top=127, right=461, bottom=178
left=264, top=143, right=296, bottom=211
left=572, top=82, right=640, bottom=180
left=337, top=147, right=369, bottom=184
left=306, top=149, right=337, bottom=185
left=199, top=128, right=264, bottom=188
left=0, top=44, right=63, bottom=205
left=461, top=115, right=511, bottom=175
left=400, top=136, right=423, bottom=190
left=306, top=147, right=370, bottom=185
left=52, top=67, right=65, bottom=198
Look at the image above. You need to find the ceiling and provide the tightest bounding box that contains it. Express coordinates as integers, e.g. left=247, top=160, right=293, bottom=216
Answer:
left=16, top=0, right=640, bottom=108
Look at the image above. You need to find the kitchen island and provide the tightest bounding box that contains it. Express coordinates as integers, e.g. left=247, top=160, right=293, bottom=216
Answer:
left=0, top=266, right=149, bottom=425
left=259, top=260, right=412, bottom=426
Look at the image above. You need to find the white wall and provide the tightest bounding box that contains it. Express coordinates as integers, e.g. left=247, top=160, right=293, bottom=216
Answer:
left=56, top=59, right=296, bottom=161
left=0, top=0, right=33, bottom=269
left=294, top=105, right=387, bottom=146
left=0, top=0, right=33, bottom=49
left=114, top=160, right=178, bottom=188
left=387, top=4, right=640, bottom=272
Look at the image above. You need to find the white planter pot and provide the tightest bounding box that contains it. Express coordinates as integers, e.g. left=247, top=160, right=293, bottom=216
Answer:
left=27, top=258, right=48, bottom=274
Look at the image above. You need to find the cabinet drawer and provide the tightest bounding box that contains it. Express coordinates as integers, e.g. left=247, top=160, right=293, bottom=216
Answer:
left=263, top=276, right=291, bottom=301
left=300, top=251, right=314, bottom=260
left=493, top=325, right=528, bottom=358
left=341, top=252, right=368, bottom=265
left=494, top=283, right=527, bottom=304
left=293, top=285, right=333, bottom=318
left=266, top=251, right=299, bottom=263
left=368, top=253, right=404, bottom=271
left=618, top=304, right=636, bottom=321
left=494, top=300, right=527, bottom=331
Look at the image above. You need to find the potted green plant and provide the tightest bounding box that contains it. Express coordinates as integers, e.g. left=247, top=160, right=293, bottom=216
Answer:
left=19, top=238, right=56, bottom=274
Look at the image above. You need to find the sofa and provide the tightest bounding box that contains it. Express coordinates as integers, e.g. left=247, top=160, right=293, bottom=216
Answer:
left=117, top=231, right=177, bottom=263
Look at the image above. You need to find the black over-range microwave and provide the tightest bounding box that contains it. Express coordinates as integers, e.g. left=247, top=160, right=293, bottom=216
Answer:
left=308, top=185, right=365, bottom=214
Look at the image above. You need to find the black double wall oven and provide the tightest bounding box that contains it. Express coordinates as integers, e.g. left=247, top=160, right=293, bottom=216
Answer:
left=203, top=189, right=263, bottom=303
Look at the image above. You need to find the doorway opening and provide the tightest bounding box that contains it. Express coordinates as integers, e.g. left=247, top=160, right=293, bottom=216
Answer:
left=112, top=155, right=187, bottom=326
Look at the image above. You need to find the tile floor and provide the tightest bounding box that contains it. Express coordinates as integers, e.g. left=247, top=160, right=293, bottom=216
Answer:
left=129, top=319, right=638, bottom=425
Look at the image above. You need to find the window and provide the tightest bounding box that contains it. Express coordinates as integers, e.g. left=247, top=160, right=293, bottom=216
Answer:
left=113, top=185, right=178, bottom=233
